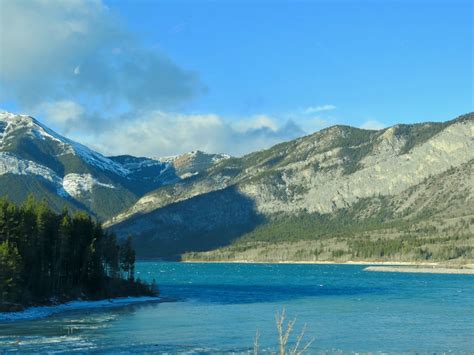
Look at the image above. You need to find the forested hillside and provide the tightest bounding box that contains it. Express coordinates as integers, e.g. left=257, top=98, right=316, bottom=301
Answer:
left=110, top=114, right=474, bottom=261
left=0, top=197, right=155, bottom=312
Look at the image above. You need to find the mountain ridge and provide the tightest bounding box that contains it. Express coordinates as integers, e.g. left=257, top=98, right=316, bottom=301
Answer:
left=107, top=113, right=474, bottom=261
left=0, top=112, right=230, bottom=220
left=1, top=111, right=473, bottom=262
left=107, top=113, right=472, bottom=223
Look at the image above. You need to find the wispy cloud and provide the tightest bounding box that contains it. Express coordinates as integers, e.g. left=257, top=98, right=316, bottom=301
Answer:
left=302, top=104, right=336, bottom=114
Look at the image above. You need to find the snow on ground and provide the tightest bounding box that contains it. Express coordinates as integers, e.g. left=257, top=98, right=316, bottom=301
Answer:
left=0, top=152, right=62, bottom=185
left=0, top=112, right=130, bottom=177
left=179, top=171, right=199, bottom=179
left=0, top=121, right=7, bottom=145
left=66, top=140, right=130, bottom=176
left=0, top=112, right=73, bottom=153
left=62, top=173, right=115, bottom=198
left=117, top=156, right=165, bottom=171
left=158, top=151, right=231, bottom=164
left=212, top=153, right=231, bottom=162
left=0, top=112, right=230, bottom=190
left=0, top=297, right=161, bottom=322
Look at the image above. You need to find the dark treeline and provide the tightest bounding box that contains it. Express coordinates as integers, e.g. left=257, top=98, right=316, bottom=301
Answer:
left=0, top=196, right=156, bottom=311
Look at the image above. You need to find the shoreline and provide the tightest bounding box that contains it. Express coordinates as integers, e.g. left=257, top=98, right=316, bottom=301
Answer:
left=0, top=296, right=162, bottom=322
left=364, top=266, right=474, bottom=275
left=180, top=259, right=474, bottom=274
left=182, top=259, right=453, bottom=266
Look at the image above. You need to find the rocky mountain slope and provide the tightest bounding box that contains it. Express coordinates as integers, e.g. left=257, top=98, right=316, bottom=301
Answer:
left=107, top=113, right=474, bottom=260
left=1, top=111, right=472, bottom=262
left=0, top=112, right=228, bottom=220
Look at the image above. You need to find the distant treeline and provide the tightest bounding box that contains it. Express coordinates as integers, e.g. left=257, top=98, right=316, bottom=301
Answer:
left=184, top=211, right=474, bottom=263
left=0, top=196, right=155, bottom=311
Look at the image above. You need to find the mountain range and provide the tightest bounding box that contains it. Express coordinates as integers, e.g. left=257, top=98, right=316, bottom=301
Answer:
left=0, top=112, right=228, bottom=220
left=1, top=111, right=473, bottom=262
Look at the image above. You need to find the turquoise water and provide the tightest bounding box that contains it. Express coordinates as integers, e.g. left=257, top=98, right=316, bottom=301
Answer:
left=1, top=262, right=473, bottom=353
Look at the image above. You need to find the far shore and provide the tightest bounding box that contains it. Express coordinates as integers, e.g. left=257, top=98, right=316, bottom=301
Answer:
left=182, top=259, right=456, bottom=266
left=181, top=259, right=474, bottom=274
left=364, top=266, right=474, bottom=275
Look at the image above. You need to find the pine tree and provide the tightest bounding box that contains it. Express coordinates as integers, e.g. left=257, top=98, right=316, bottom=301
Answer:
left=0, top=196, right=154, bottom=310
left=102, top=233, right=120, bottom=278
left=54, top=213, right=72, bottom=293
left=120, top=236, right=136, bottom=281
left=0, top=241, right=22, bottom=305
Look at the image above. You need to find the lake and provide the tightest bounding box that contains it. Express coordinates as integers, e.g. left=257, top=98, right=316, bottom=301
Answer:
left=1, top=262, right=473, bottom=353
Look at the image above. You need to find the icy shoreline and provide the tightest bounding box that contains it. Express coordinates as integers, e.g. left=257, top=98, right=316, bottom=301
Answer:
left=0, top=296, right=161, bottom=322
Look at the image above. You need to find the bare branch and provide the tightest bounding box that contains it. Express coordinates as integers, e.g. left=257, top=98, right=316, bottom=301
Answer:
left=275, top=307, right=286, bottom=355
left=274, top=308, right=315, bottom=355
left=290, top=323, right=307, bottom=355
left=253, top=328, right=260, bottom=355
left=298, top=336, right=316, bottom=355
left=283, top=317, right=296, bottom=347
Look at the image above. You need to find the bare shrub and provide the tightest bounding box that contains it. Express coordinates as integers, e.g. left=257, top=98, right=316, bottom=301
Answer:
left=253, top=307, right=315, bottom=354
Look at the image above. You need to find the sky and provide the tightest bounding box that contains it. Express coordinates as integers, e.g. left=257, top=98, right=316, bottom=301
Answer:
left=0, top=0, right=472, bottom=157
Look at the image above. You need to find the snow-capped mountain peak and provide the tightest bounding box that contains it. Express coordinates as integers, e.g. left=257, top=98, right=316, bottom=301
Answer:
left=0, top=111, right=232, bottom=220
left=156, top=150, right=231, bottom=179
left=0, top=112, right=129, bottom=176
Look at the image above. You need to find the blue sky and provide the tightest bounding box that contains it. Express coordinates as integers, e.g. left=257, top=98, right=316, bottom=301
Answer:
left=114, top=0, right=472, bottom=123
left=0, top=0, right=472, bottom=156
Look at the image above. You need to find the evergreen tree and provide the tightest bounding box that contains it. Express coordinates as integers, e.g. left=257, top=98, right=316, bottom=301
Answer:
left=0, top=241, right=22, bottom=304
left=0, top=196, right=155, bottom=311
left=54, top=213, right=72, bottom=293
left=120, top=236, right=136, bottom=281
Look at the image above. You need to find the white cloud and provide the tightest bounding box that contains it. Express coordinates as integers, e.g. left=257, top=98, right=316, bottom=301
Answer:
left=233, top=115, right=279, bottom=132
left=59, top=110, right=304, bottom=158
left=360, top=120, right=386, bottom=130
left=0, top=0, right=202, bottom=111
left=37, top=101, right=85, bottom=128
left=0, top=1, right=345, bottom=158
left=302, top=104, right=336, bottom=114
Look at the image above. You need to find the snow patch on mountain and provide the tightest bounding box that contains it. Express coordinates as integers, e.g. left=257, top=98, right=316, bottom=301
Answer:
left=157, top=151, right=231, bottom=176
left=0, top=152, right=69, bottom=197
left=62, top=173, right=115, bottom=198
left=1, top=113, right=232, bottom=181
left=68, top=141, right=130, bottom=176
left=0, top=112, right=73, bottom=153
left=0, top=152, right=61, bottom=184
left=157, top=150, right=199, bottom=163
left=0, top=121, right=7, bottom=145
left=1, top=112, right=234, bottom=212
left=117, top=156, right=167, bottom=172
left=213, top=153, right=231, bottom=163
left=158, top=150, right=230, bottom=164
left=0, top=112, right=130, bottom=176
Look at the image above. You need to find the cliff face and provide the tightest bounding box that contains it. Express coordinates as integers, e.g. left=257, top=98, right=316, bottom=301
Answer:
left=108, top=114, right=474, bottom=260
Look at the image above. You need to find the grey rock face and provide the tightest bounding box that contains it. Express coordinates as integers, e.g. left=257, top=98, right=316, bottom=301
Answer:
left=108, top=114, right=474, bottom=257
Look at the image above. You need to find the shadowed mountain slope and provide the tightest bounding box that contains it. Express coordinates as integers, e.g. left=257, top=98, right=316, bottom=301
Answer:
left=108, top=113, right=474, bottom=261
